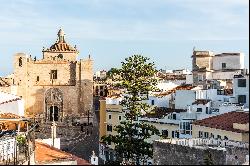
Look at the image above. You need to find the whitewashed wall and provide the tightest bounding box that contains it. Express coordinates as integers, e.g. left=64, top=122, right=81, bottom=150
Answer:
left=175, top=90, right=196, bottom=109
left=106, top=97, right=122, bottom=105
left=212, top=70, right=242, bottom=80
left=156, top=81, right=184, bottom=92
left=233, top=76, right=249, bottom=108
left=186, top=74, right=193, bottom=84
left=0, top=92, right=24, bottom=116
left=212, top=54, right=244, bottom=70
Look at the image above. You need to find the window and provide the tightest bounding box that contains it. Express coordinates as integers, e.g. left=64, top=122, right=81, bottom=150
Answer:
left=199, top=131, right=203, bottom=138
left=19, top=57, right=22, bottom=67
left=36, top=76, right=39, bottom=82
left=50, top=70, right=57, bottom=79
left=205, top=107, right=209, bottom=114
left=175, top=131, right=179, bottom=138
left=107, top=125, right=112, bottom=132
left=217, top=135, right=221, bottom=139
left=151, top=100, right=155, bottom=105
left=100, top=86, right=104, bottom=90
left=119, top=116, right=122, bottom=121
left=238, top=95, right=246, bottom=103
left=238, top=79, right=246, bottom=87
left=224, top=136, right=228, bottom=140
left=58, top=54, right=63, bottom=59
left=222, top=63, right=226, bottom=69
left=204, top=132, right=209, bottom=138
left=101, top=146, right=104, bottom=155
left=172, top=131, right=175, bottom=138
left=162, top=130, right=168, bottom=137
left=198, top=75, right=203, bottom=81
left=210, top=133, right=214, bottom=138
left=180, top=121, right=192, bottom=135
left=108, top=115, right=112, bottom=120
left=197, top=108, right=202, bottom=112
left=172, top=114, right=176, bottom=120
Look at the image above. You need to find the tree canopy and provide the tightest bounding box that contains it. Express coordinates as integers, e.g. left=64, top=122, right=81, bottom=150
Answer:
left=101, top=55, right=160, bottom=165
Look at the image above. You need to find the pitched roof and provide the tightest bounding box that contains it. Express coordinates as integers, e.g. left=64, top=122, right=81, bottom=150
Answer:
left=35, top=141, right=90, bottom=165
left=157, top=84, right=195, bottom=97
left=193, top=111, right=249, bottom=133
left=192, top=99, right=211, bottom=105
left=141, top=107, right=186, bottom=119
left=0, top=91, right=21, bottom=105
left=0, top=113, right=23, bottom=119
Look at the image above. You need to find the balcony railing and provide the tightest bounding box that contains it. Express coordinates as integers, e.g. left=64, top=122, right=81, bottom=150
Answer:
left=157, top=138, right=249, bottom=149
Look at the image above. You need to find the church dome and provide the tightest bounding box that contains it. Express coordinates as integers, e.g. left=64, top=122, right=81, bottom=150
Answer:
left=44, top=28, right=78, bottom=52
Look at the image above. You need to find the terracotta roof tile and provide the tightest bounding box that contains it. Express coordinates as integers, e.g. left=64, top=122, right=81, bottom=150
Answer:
left=48, top=42, right=77, bottom=52
left=0, top=113, right=23, bottom=119
left=35, top=141, right=90, bottom=165
left=157, top=84, right=195, bottom=96
left=192, top=99, right=211, bottom=105
left=193, top=111, right=249, bottom=133
left=141, top=107, right=186, bottom=118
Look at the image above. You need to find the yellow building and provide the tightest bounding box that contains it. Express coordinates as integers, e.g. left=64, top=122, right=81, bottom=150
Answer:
left=99, top=98, right=185, bottom=144
left=192, top=111, right=249, bottom=143
left=99, top=97, right=123, bottom=142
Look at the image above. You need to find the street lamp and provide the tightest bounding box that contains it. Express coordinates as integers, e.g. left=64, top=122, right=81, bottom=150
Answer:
left=51, top=72, right=56, bottom=147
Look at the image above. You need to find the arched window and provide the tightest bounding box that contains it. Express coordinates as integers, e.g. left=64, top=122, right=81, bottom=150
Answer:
left=19, top=57, right=22, bottom=67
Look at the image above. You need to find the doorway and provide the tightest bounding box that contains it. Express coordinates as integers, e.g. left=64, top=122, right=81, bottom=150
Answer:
left=49, top=106, right=59, bottom=121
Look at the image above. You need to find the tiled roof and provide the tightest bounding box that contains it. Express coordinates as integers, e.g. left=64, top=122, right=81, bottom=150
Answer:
left=157, top=74, right=186, bottom=80
left=0, top=91, right=21, bottom=105
left=0, top=113, right=23, bottom=119
left=192, top=99, right=211, bottom=105
left=43, top=29, right=78, bottom=52
left=48, top=42, right=77, bottom=52
left=141, top=107, right=186, bottom=119
left=157, top=84, right=195, bottom=96
left=35, top=141, right=90, bottom=165
left=193, top=111, right=249, bottom=133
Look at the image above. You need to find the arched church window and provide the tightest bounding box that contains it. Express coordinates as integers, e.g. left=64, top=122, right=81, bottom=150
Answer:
left=58, top=54, right=63, bottom=59
left=19, top=57, right=22, bottom=67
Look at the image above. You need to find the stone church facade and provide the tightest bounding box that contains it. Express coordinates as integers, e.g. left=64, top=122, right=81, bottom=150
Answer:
left=0, top=29, right=93, bottom=121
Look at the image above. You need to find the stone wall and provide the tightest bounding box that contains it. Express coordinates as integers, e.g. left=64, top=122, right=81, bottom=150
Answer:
left=3, top=52, right=94, bottom=118
left=153, top=141, right=249, bottom=165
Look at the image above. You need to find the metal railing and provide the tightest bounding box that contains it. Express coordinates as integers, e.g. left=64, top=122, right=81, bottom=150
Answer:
left=157, top=138, right=249, bottom=149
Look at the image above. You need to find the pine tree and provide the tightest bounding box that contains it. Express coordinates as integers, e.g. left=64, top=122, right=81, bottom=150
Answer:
left=101, top=55, right=160, bottom=164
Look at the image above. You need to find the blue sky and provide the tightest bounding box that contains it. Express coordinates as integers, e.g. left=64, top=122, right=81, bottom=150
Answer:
left=0, top=0, right=249, bottom=76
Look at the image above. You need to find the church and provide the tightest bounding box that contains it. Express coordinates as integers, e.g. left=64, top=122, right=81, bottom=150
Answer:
left=0, top=29, right=93, bottom=121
